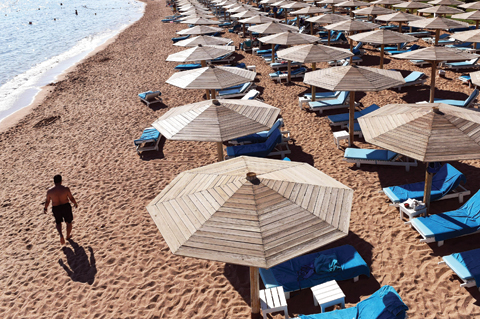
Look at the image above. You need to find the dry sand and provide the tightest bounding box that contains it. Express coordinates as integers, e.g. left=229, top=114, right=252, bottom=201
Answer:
left=1, top=0, right=480, bottom=318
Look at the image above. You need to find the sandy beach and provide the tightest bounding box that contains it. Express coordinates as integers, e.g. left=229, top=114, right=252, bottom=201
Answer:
left=1, top=0, right=480, bottom=318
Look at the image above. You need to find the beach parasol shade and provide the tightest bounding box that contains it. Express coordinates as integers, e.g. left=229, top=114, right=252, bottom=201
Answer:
left=460, top=2, right=480, bottom=10
left=227, top=4, right=260, bottom=13
left=358, top=103, right=480, bottom=210
left=177, top=26, right=224, bottom=35
left=248, top=21, right=299, bottom=34
left=180, top=17, right=221, bottom=25
left=418, top=5, right=464, bottom=15
left=450, top=29, right=480, bottom=44
left=166, top=45, right=235, bottom=63
left=393, top=1, right=432, bottom=9
left=318, top=0, right=347, bottom=13
left=408, top=17, right=468, bottom=45
left=146, top=156, right=353, bottom=314
left=335, top=0, right=370, bottom=7
left=376, top=11, right=425, bottom=34
left=306, top=13, right=351, bottom=24
left=290, top=6, right=331, bottom=15
left=238, top=15, right=281, bottom=24
left=304, top=66, right=404, bottom=144
left=352, top=6, right=395, bottom=16
left=452, top=11, right=480, bottom=29
left=471, top=70, right=480, bottom=87
left=177, top=14, right=216, bottom=21
left=325, top=20, right=380, bottom=51
left=231, top=9, right=265, bottom=19
left=393, top=47, right=479, bottom=102
left=349, top=29, right=417, bottom=68
left=371, top=0, right=404, bottom=5
left=428, top=0, right=463, bottom=6
left=173, top=35, right=233, bottom=47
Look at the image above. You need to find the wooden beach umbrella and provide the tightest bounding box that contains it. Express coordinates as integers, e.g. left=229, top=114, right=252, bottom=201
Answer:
left=358, top=103, right=480, bottom=212
left=151, top=100, right=279, bottom=161
left=277, top=44, right=353, bottom=99
left=471, top=70, right=480, bottom=87
left=376, top=11, right=425, bottom=35
left=281, top=1, right=310, bottom=24
left=146, top=156, right=353, bottom=315
left=177, top=25, right=224, bottom=35
left=304, top=66, right=404, bottom=144
left=258, top=31, right=319, bottom=75
left=352, top=6, right=395, bottom=22
left=450, top=29, right=480, bottom=50
left=290, top=6, right=331, bottom=34
left=227, top=4, right=259, bottom=13
left=166, top=45, right=235, bottom=68
left=418, top=5, right=464, bottom=17
left=371, top=0, right=404, bottom=8
left=177, top=14, right=216, bottom=21
left=428, top=0, right=463, bottom=6
left=349, top=29, right=417, bottom=68
left=324, top=19, right=380, bottom=52
left=173, top=35, right=233, bottom=47
left=452, top=11, right=480, bottom=30
left=248, top=21, right=299, bottom=35
left=408, top=17, right=468, bottom=45
left=392, top=1, right=432, bottom=14
left=460, top=2, right=480, bottom=10
left=166, top=65, right=256, bottom=103
left=393, top=47, right=479, bottom=103
left=231, top=9, right=266, bottom=37
left=180, top=17, right=221, bottom=25
left=318, top=0, right=347, bottom=14
left=306, top=13, right=350, bottom=45
left=335, top=0, right=370, bottom=17
left=238, top=15, right=281, bottom=39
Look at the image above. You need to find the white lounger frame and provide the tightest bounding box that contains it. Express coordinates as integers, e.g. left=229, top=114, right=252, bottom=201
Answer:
left=135, top=131, right=162, bottom=155
left=387, top=184, right=470, bottom=208
left=270, top=62, right=303, bottom=70
left=283, top=276, right=360, bottom=300
left=140, top=93, right=162, bottom=106
left=438, top=260, right=479, bottom=290
left=308, top=101, right=358, bottom=114
left=225, top=134, right=291, bottom=160
left=345, top=155, right=418, bottom=172
left=272, top=72, right=306, bottom=83
left=229, top=131, right=290, bottom=146
left=217, top=83, right=257, bottom=99
left=394, top=77, right=427, bottom=91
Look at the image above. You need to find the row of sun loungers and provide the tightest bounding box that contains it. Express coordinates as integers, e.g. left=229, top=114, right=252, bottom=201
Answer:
left=418, top=88, right=479, bottom=107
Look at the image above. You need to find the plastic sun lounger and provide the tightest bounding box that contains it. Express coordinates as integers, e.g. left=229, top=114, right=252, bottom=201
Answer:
left=444, top=58, right=480, bottom=71
left=327, top=104, right=379, bottom=127
left=240, top=89, right=261, bottom=100
left=458, top=75, right=472, bottom=87
left=348, top=122, right=363, bottom=137
left=298, top=285, right=408, bottom=319
left=383, top=43, right=407, bottom=51
left=410, top=59, right=432, bottom=67
left=439, top=248, right=480, bottom=290
left=385, top=44, right=420, bottom=55
left=406, top=31, right=433, bottom=38
left=394, top=71, right=427, bottom=91
left=174, top=63, right=202, bottom=71
left=328, top=56, right=363, bottom=66
left=134, top=127, right=161, bottom=155
left=229, top=118, right=285, bottom=144
left=209, top=52, right=235, bottom=64
left=344, top=148, right=418, bottom=172
left=269, top=67, right=307, bottom=83
left=307, top=91, right=351, bottom=113
left=138, top=91, right=162, bottom=106
left=172, top=35, right=190, bottom=43
left=320, top=32, right=347, bottom=45
left=422, top=33, right=449, bottom=44
left=255, top=44, right=281, bottom=56
left=225, top=127, right=291, bottom=159
left=433, top=89, right=479, bottom=108
left=408, top=190, right=480, bottom=247
left=216, top=82, right=256, bottom=98
left=270, top=61, right=303, bottom=70
left=447, top=42, right=473, bottom=49
left=383, top=163, right=470, bottom=206
left=298, top=91, right=344, bottom=108
left=259, top=245, right=370, bottom=298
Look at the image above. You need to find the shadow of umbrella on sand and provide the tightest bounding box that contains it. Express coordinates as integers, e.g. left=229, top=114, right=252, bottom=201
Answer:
left=146, top=156, right=353, bottom=317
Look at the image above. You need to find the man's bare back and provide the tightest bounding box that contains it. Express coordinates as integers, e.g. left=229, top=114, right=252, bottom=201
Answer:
left=46, top=185, right=76, bottom=207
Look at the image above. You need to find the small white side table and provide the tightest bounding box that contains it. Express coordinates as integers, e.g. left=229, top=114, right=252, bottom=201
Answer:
left=333, top=131, right=350, bottom=149
left=399, top=201, right=427, bottom=220
left=259, top=286, right=289, bottom=319
left=311, top=280, right=345, bottom=313
left=252, top=48, right=260, bottom=55
left=247, top=65, right=256, bottom=72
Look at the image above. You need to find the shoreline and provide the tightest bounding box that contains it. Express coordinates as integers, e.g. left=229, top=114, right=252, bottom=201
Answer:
left=0, top=1, right=145, bottom=133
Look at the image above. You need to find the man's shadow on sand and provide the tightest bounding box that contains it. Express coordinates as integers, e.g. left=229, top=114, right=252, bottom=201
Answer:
left=58, top=239, right=97, bottom=285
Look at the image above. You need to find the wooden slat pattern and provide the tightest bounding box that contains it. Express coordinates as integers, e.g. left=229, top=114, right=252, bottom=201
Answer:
left=177, top=25, right=224, bottom=35
left=238, top=15, right=281, bottom=24
left=231, top=10, right=265, bottom=19
left=408, top=17, right=468, bottom=30
left=393, top=46, right=479, bottom=62
left=166, top=45, right=234, bottom=62
left=277, top=44, right=352, bottom=63
left=179, top=17, right=220, bottom=25
left=372, top=0, right=404, bottom=5
left=429, top=0, right=463, bottom=6
left=471, top=70, right=480, bottom=87
left=393, top=1, right=431, bottom=9
left=248, top=22, right=299, bottom=35
left=418, top=5, right=464, bottom=15
left=325, top=19, right=379, bottom=32
left=291, top=6, right=329, bottom=15
left=306, top=13, right=350, bottom=24
left=173, top=35, right=231, bottom=47
left=450, top=29, right=480, bottom=43
left=353, top=6, right=394, bottom=15
left=258, top=31, right=320, bottom=45
left=376, top=11, right=426, bottom=22
left=349, top=29, right=417, bottom=45
left=334, top=0, right=370, bottom=7
left=452, top=11, right=480, bottom=21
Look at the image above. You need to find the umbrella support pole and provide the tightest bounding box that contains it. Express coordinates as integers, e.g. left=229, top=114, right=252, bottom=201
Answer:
left=477, top=20, right=479, bottom=30
left=216, top=142, right=224, bottom=161
left=311, top=22, right=314, bottom=35
left=206, top=89, right=211, bottom=100
left=328, top=31, right=331, bottom=46
left=380, top=44, right=384, bottom=69
left=429, top=61, right=436, bottom=103
left=250, top=266, right=260, bottom=315
left=311, top=63, right=316, bottom=102
left=349, top=92, right=355, bottom=146
left=288, top=60, right=291, bottom=83
left=211, top=89, right=216, bottom=99
left=272, top=44, right=276, bottom=63
left=435, top=29, right=440, bottom=46
left=423, top=165, right=433, bottom=214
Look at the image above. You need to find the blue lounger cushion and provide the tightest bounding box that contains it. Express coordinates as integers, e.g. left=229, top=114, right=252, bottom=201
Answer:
left=411, top=190, right=480, bottom=242
left=447, top=42, right=473, bottom=48
left=226, top=127, right=282, bottom=158
left=134, top=127, right=160, bottom=145
left=383, top=164, right=466, bottom=203
left=233, top=118, right=284, bottom=144
left=445, top=58, right=479, bottom=68
left=404, top=71, right=425, bottom=83
left=174, top=63, right=202, bottom=71
left=434, top=89, right=479, bottom=107
left=443, top=248, right=480, bottom=283
left=257, top=44, right=280, bottom=55
left=270, top=61, right=303, bottom=68
left=327, top=104, right=379, bottom=124
left=259, top=245, right=370, bottom=293
left=386, top=44, right=420, bottom=55
left=269, top=67, right=307, bottom=77
left=304, top=91, right=341, bottom=99
left=138, top=91, right=161, bottom=99
left=345, top=148, right=398, bottom=161
left=299, top=285, right=408, bottom=319
left=309, top=91, right=349, bottom=108
left=217, top=82, right=251, bottom=96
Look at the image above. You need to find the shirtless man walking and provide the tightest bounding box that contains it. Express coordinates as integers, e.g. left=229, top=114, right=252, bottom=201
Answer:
left=44, top=175, right=78, bottom=245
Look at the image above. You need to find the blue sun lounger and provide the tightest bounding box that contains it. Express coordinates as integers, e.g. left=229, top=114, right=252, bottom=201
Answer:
left=433, top=89, right=479, bottom=107
left=299, top=285, right=408, bottom=319
left=383, top=42, right=407, bottom=51
left=270, top=61, right=303, bottom=70
left=447, top=42, right=473, bottom=49
left=327, top=104, right=379, bottom=128
left=383, top=164, right=470, bottom=206
left=409, top=190, right=480, bottom=247
left=394, top=71, right=427, bottom=90
left=444, top=58, right=480, bottom=71
left=256, top=44, right=280, bottom=56
left=225, top=127, right=291, bottom=159
left=307, top=91, right=350, bottom=113
left=298, top=91, right=344, bottom=108
left=134, top=127, right=161, bottom=155
left=216, top=82, right=255, bottom=98
left=230, top=118, right=284, bottom=144
left=439, top=248, right=480, bottom=289
left=269, top=67, right=308, bottom=82
left=138, top=91, right=162, bottom=106
left=385, top=44, right=420, bottom=55
left=172, top=34, right=190, bottom=43
left=344, top=148, right=417, bottom=171
left=259, top=245, right=370, bottom=299
left=320, top=32, right=347, bottom=45
left=458, top=75, right=472, bottom=87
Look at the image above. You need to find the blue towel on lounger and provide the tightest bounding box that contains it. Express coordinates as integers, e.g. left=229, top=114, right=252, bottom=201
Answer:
left=233, top=118, right=283, bottom=144
left=411, top=190, right=480, bottom=242
left=134, top=127, right=160, bottom=145
left=445, top=248, right=480, bottom=285
left=226, top=127, right=282, bottom=158
left=345, top=148, right=397, bottom=161
left=383, top=164, right=466, bottom=203
left=328, top=104, right=379, bottom=124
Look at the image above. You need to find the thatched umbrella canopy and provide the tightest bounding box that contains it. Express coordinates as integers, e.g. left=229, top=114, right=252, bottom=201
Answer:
left=248, top=21, right=299, bottom=34
left=450, top=28, right=480, bottom=50
left=146, top=156, right=353, bottom=315
left=418, top=5, right=464, bottom=17
left=180, top=17, right=221, bottom=25
left=408, top=17, right=468, bottom=45
left=231, top=10, right=266, bottom=37
left=371, top=0, right=404, bottom=7
left=280, top=1, right=310, bottom=23
left=460, top=2, right=480, bottom=10
left=358, top=103, right=480, bottom=211
left=392, top=1, right=432, bottom=13
left=393, top=47, right=479, bottom=102
left=166, top=45, right=235, bottom=67
left=376, top=11, right=425, bottom=34
left=325, top=19, right=380, bottom=52
left=318, top=0, right=347, bottom=13
left=166, top=65, right=256, bottom=101
left=306, top=13, right=350, bottom=44
left=173, top=35, right=233, bottom=47
left=353, top=6, right=395, bottom=22
left=428, top=0, right=463, bottom=6
left=177, top=25, right=224, bottom=35
left=335, top=0, right=370, bottom=17
left=259, top=31, right=320, bottom=80
left=452, top=11, right=480, bottom=29
left=177, top=14, right=216, bottom=21
left=278, top=44, right=353, bottom=99
left=304, top=66, right=404, bottom=144
left=152, top=100, right=280, bottom=161
left=349, top=29, right=417, bottom=68
left=291, top=6, right=332, bottom=34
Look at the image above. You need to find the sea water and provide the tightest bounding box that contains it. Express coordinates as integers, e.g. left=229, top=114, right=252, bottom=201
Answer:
left=0, top=0, right=145, bottom=123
